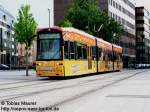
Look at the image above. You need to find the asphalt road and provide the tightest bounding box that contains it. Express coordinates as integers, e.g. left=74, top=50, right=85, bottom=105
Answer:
left=0, top=69, right=149, bottom=112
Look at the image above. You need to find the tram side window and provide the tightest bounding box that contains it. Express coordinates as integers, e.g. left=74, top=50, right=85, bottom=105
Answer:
left=76, top=43, right=87, bottom=60
left=120, top=54, right=122, bottom=62
left=77, top=43, right=82, bottom=59
left=116, top=53, right=119, bottom=61
left=70, top=42, right=75, bottom=59
left=98, top=48, right=102, bottom=58
left=83, top=46, right=87, bottom=59
left=92, top=46, right=96, bottom=60
left=118, top=54, right=120, bottom=61
left=64, top=41, right=69, bottom=59
left=104, top=54, right=108, bottom=61
left=113, top=52, right=117, bottom=61
left=108, top=51, right=113, bottom=61
left=103, top=50, right=108, bottom=61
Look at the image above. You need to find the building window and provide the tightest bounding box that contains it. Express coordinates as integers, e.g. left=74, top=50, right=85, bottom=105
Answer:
left=3, top=31, right=7, bottom=39
left=118, top=16, right=121, bottom=22
left=110, top=12, right=112, bottom=17
left=12, top=20, right=14, bottom=24
left=113, top=13, right=115, bottom=18
left=122, top=18, right=125, bottom=24
left=119, top=5, right=121, bottom=11
left=108, top=11, right=112, bottom=16
left=113, top=1, right=115, bottom=7
left=4, top=43, right=7, bottom=47
left=110, top=0, right=113, bottom=6
left=12, top=45, right=14, bottom=49
left=136, top=16, right=143, bottom=20
left=12, top=52, right=14, bottom=55
left=3, top=15, right=6, bottom=21
left=116, top=3, right=118, bottom=9
left=12, top=38, right=14, bottom=42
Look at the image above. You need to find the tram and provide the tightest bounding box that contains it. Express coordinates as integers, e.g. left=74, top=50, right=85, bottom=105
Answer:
left=36, top=27, right=122, bottom=77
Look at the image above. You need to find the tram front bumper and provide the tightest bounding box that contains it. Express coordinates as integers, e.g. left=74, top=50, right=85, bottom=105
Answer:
left=36, top=61, right=64, bottom=77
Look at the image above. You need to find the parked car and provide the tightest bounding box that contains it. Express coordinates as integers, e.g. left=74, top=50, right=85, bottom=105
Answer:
left=135, top=64, right=150, bottom=69
left=135, top=64, right=141, bottom=69
left=128, top=63, right=135, bottom=68
left=145, top=64, right=150, bottom=68
left=0, top=64, right=9, bottom=70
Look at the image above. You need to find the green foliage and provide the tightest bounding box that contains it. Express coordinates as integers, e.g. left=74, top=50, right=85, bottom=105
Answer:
left=58, top=19, right=72, bottom=27
left=99, top=17, right=123, bottom=42
left=14, top=4, right=37, bottom=76
left=65, top=0, right=100, bottom=31
left=63, top=0, right=123, bottom=42
left=14, top=4, right=37, bottom=49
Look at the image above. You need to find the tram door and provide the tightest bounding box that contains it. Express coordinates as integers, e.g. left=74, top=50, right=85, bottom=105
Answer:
left=88, top=47, right=92, bottom=69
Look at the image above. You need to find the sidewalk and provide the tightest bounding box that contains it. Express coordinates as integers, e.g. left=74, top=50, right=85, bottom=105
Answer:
left=0, top=70, right=44, bottom=80
left=60, top=69, right=150, bottom=112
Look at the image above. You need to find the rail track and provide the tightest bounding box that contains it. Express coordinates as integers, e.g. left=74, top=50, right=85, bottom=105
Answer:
left=0, top=70, right=146, bottom=104
left=40, top=70, right=148, bottom=112
left=0, top=70, right=128, bottom=92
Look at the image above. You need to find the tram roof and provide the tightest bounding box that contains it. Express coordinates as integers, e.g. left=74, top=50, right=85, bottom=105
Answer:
left=38, top=27, right=96, bottom=40
left=97, top=38, right=112, bottom=46
left=112, top=44, right=122, bottom=53
left=112, top=44, right=122, bottom=49
left=38, top=27, right=121, bottom=50
left=62, top=27, right=96, bottom=40
left=38, top=26, right=62, bottom=32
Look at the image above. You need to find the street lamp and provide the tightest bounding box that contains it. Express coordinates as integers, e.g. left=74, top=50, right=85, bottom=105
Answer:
left=112, top=33, right=116, bottom=71
left=93, top=24, right=103, bottom=72
left=9, top=22, right=13, bottom=70
left=48, top=8, right=50, bottom=28
left=113, top=33, right=116, bottom=43
left=25, top=0, right=28, bottom=5
left=94, top=24, right=103, bottom=32
left=94, top=24, right=103, bottom=39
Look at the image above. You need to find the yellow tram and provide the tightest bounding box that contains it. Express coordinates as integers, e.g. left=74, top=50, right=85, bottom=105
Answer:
left=36, top=27, right=122, bottom=77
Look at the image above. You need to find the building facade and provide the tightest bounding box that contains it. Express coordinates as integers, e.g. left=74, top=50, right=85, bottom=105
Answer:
left=136, top=7, right=150, bottom=64
left=0, top=5, right=18, bottom=67
left=54, top=0, right=136, bottom=68
left=17, top=41, right=37, bottom=67
left=99, top=0, right=136, bottom=67
left=54, top=0, right=73, bottom=25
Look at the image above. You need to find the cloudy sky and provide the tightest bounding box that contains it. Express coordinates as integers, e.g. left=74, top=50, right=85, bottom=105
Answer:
left=0, top=0, right=149, bottom=27
left=135, top=0, right=150, bottom=8
left=0, top=0, right=54, bottom=27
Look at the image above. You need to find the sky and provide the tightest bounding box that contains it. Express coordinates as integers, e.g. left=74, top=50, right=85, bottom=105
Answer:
left=0, top=0, right=54, bottom=27
left=0, top=0, right=149, bottom=27
left=135, top=0, right=150, bottom=9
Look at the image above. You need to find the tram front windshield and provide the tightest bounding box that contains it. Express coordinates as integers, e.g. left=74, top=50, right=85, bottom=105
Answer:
left=37, top=33, right=61, bottom=60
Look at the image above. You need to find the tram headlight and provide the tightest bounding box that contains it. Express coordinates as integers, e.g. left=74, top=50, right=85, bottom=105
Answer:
left=36, top=63, right=41, bottom=66
left=56, top=62, right=63, bottom=65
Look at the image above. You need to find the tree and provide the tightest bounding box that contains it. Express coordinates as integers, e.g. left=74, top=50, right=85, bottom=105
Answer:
left=14, top=5, right=37, bottom=76
left=65, top=0, right=101, bottom=33
left=58, top=19, right=72, bottom=27
left=99, top=17, right=123, bottom=42
left=60, top=0, right=123, bottom=42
